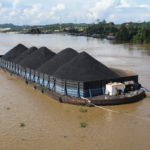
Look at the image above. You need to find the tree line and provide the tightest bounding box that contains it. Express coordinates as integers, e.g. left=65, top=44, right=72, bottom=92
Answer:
left=85, top=21, right=150, bottom=44
left=1, top=21, right=150, bottom=43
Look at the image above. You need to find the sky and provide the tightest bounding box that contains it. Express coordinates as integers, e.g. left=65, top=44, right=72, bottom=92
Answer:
left=0, top=0, right=150, bottom=25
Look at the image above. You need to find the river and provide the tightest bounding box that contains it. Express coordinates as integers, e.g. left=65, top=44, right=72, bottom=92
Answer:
left=0, top=33, right=150, bottom=150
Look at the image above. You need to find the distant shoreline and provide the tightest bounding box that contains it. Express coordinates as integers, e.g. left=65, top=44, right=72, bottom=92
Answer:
left=1, top=21, right=150, bottom=44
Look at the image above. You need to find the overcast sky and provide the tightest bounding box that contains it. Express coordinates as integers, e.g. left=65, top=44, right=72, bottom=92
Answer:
left=0, top=0, right=150, bottom=25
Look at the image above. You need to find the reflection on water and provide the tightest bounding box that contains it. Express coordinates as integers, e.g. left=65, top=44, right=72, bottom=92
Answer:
left=0, top=33, right=150, bottom=150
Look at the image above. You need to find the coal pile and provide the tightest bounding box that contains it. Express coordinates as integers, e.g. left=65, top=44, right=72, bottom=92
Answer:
left=38, top=48, right=78, bottom=75
left=13, top=47, right=38, bottom=64
left=3, top=44, right=28, bottom=61
left=19, top=47, right=56, bottom=69
left=54, top=52, right=119, bottom=81
left=110, top=68, right=136, bottom=77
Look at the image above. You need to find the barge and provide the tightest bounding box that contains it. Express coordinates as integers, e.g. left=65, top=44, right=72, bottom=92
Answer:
left=0, top=44, right=145, bottom=106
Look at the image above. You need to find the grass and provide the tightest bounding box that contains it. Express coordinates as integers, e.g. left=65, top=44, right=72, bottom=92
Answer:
left=6, top=107, right=10, bottom=110
left=8, top=78, right=13, bottom=80
left=80, top=122, right=87, bottom=128
left=80, top=107, right=88, bottom=113
left=86, top=103, right=95, bottom=107
left=21, top=138, right=25, bottom=141
left=20, top=123, right=25, bottom=127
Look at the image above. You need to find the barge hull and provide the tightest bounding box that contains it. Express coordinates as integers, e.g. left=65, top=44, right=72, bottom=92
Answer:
left=0, top=67, right=145, bottom=106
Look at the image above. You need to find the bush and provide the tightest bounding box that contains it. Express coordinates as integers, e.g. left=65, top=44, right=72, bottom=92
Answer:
left=20, top=123, right=25, bottom=127
left=80, top=122, right=87, bottom=128
left=6, top=107, right=10, bottom=110
left=80, top=107, right=88, bottom=112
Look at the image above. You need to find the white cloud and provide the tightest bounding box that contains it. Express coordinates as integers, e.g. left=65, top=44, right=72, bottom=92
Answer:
left=87, top=0, right=118, bottom=19
left=49, top=4, right=65, bottom=22
left=22, top=4, right=47, bottom=24
left=108, top=9, right=150, bottom=23
left=0, top=0, right=150, bottom=25
left=12, top=0, right=20, bottom=8
left=23, top=3, right=42, bottom=16
left=50, top=4, right=65, bottom=15
left=116, top=0, right=130, bottom=8
left=137, top=4, right=150, bottom=9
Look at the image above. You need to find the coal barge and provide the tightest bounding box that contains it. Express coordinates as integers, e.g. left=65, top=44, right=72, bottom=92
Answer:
left=0, top=44, right=145, bottom=106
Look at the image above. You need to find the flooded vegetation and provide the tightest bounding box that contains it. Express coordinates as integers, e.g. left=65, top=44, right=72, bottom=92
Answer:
left=0, top=33, right=150, bottom=150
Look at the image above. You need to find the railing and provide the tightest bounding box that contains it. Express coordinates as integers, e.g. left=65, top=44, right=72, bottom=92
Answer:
left=0, top=58, right=86, bottom=97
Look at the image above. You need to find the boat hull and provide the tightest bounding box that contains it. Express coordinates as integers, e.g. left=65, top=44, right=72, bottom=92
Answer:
left=0, top=67, right=146, bottom=106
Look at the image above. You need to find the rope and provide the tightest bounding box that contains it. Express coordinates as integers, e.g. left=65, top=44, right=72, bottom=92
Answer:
left=82, top=96, right=150, bottom=122
left=93, top=104, right=150, bottom=121
left=142, top=87, right=150, bottom=93
left=93, top=104, right=119, bottom=113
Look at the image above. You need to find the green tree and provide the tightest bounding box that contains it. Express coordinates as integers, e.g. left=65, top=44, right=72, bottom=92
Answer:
left=116, top=25, right=129, bottom=42
left=133, top=27, right=150, bottom=43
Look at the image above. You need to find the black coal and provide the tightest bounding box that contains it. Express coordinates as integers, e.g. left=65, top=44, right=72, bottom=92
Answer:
left=3, top=44, right=28, bottom=61
left=54, top=52, right=119, bottom=81
left=19, top=47, right=56, bottom=69
left=13, top=47, right=38, bottom=64
left=38, top=48, right=78, bottom=75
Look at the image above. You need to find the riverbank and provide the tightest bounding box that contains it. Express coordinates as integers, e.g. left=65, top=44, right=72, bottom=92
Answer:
left=2, top=21, right=150, bottom=44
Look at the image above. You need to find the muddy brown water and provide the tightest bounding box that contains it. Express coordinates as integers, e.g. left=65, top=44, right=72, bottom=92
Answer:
left=0, top=33, right=150, bottom=150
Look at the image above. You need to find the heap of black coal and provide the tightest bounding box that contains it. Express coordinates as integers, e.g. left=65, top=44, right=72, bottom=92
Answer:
left=19, top=47, right=56, bottom=69
left=38, top=48, right=78, bottom=75
left=3, top=44, right=28, bottom=61
left=13, top=47, right=38, bottom=64
left=54, top=52, right=119, bottom=81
